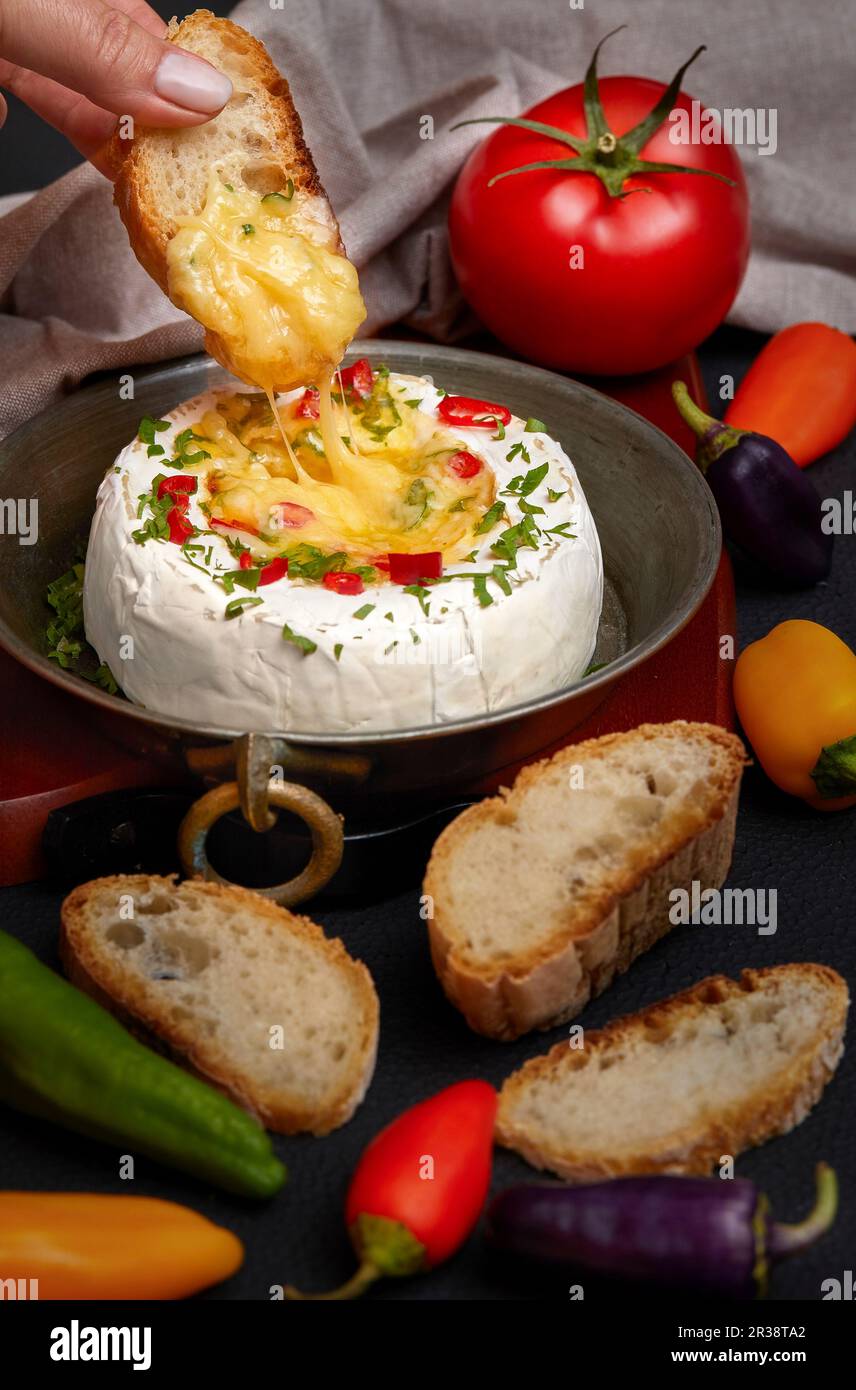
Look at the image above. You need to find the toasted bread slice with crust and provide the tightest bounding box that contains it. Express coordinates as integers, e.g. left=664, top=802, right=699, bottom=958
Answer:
left=110, top=10, right=340, bottom=296
left=60, top=875, right=379, bottom=1137
left=496, top=964, right=848, bottom=1180
left=424, top=722, right=748, bottom=1040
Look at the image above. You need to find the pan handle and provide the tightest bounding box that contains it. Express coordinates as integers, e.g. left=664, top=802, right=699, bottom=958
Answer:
left=177, top=734, right=344, bottom=906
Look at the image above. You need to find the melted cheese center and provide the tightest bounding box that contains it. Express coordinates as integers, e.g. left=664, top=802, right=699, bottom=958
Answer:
left=165, top=175, right=498, bottom=563
left=166, top=175, right=366, bottom=394
left=193, top=382, right=495, bottom=563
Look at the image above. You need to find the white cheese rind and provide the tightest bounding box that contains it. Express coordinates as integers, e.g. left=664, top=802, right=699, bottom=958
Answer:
left=83, top=374, right=603, bottom=733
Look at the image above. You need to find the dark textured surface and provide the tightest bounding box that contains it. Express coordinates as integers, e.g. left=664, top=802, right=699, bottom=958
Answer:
left=0, top=327, right=854, bottom=1301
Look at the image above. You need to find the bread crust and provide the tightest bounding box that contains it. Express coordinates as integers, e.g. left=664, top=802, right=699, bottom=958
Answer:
left=60, top=874, right=379, bottom=1137
left=109, top=11, right=338, bottom=298
left=424, top=722, right=748, bottom=1040
left=496, top=964, right=849, bottom=1179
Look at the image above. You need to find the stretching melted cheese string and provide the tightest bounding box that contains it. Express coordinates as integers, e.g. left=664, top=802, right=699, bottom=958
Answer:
left=166, top=174, right=496, bottom=561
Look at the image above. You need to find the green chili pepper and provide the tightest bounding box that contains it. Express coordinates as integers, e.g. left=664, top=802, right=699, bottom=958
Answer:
left=0, top=931, right=285, bottom=1199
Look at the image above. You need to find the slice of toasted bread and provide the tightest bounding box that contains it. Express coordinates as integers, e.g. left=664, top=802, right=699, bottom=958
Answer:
left=60, top=875, right=378, bottom=1136
left=496, top=964, right=848, bottom=1180
left=424, top=722, right=747, bottom=1040
left=110, top=10, right=341, bottom=297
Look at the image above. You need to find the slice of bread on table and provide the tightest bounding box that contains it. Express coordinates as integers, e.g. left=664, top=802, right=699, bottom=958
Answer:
left=110, top=10, right=343, bottom=297
left=60, top=875, right=378, bottom=1136
left=424, top=722, right=747, bottom=1039
left=496, top=964, right=848, bottom=1180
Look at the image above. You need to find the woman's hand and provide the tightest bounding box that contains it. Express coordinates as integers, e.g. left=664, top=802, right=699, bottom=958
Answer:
left=0, top=0, right=232, bottom=176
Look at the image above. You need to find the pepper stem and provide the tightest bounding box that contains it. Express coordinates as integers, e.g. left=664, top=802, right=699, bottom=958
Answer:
left=767, top=1164, right=838, bottom=1261
left=672, top=381, right=744, bottom=472
left=284, top=1259, right=381, bottom=1301
left=810, top=735, right=856, bottom=799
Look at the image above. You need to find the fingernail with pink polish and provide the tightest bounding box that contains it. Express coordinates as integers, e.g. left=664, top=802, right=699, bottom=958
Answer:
left=154, top=50, right=233, bottom=113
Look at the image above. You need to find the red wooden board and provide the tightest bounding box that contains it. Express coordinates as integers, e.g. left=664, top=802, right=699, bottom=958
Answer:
left=0, top=352, right=733, bottom=885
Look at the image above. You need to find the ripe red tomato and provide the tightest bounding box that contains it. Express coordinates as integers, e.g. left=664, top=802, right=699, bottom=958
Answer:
left=449, top=77, right=749, bottom=375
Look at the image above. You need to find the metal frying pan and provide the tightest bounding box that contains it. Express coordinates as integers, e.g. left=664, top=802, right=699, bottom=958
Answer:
left=0, top=341, right=720, bottom=902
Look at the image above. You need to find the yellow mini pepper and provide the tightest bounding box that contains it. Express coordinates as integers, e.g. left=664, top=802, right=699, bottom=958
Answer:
left=734, top=620, right=856, bottom=811
left=0, top=1193, right=243, bottom=1299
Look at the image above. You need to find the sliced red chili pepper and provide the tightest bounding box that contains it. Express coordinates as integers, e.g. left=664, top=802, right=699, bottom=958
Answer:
left=238, top=551, right=254, bottom=570
left=447, top=450, right=483, bottom=479
left=323, top=571, right=364, bottom=596
left=294, top=388, right=320, bottom=420
left=339, top=358, right=374, bottom=399
left=388, top=552, right=443, bottom=584
left=210, top=517, right=260, bottom=536
left=369, top=553, right=391, bottom=572
left=167, top=506, right=195, bottom=545
left=270, top=502, right=315, bottom=530
left=258, top=556, right=289, bottom=586
left=157, top=475, right=198, bottom=501
left=437, top=395, right=512, bottom=428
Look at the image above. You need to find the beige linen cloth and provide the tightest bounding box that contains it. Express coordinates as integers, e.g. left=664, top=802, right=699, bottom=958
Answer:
left=2, top=0, right=855, bottom=437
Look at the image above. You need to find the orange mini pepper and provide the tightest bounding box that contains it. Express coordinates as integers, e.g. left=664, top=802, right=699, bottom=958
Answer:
left=734, top=620, right=856, bottom=811
left=0, top=1193, right=243, bottom=1300
left=725, top=323, right=856, bottom=468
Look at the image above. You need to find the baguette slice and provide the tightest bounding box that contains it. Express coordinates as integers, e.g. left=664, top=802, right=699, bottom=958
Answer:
left=497, top=964, right=848, bottom=1180
left=109, top=11, right=353, bottom=387
left=424, top=722, right=747, bottom=1040
left=60, top=875, right=378, bottom=1136
left=111, top=10, right=340, bottom=294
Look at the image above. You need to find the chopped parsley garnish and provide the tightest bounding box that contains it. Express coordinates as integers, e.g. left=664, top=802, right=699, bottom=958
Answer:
left=473, top=500, right=507, bottom=535
left=403, top=584, right=431, bottom=616
left=384, top=641, right=399, bottom=656
left=353, top=603, right=375, bottom=620
left=545, top=522, right=576, bottom=539
left=525, top=417, right=547, bottom=433
left=448, top=498, right=468, bottom=512
left=490, top=418, right=506, bottom=441
left=462, top=549, right=479, bottom=564
left=583, top=660, right=607, bottom=676
left=132, top=475, right=173, bottom=544
left=490, top=515, right=540, bottom=567
left=384, top=611, right=394, bottom=621
left=472, top=574, right=493, bottom=607
left=282, top=622, right=317, bottom=655
left=44, top=561, right=119, bottom=695
left=138, top=416, right=169, bottom=447
left=170, top=427, right=211, bottom=470
left=504, top=462, right=549, bottom=497
left=506, top=441, right=531, bottom=465
left=404, top=399, right=423, bottom=409
left=492, top=564, right=512, bottom=596
left=334, top=643, right=344, bottom=661
left=547, top=487, right=566, bottom=503
left=519, top=498, right=545, bottom=516
left=225, top=595, right=263, bottom=619
left=221, top=567, right=261, bottom=595
left=404, top=478, right=431, bottom=528
left=242, top=223, right=255, bottom=236
left=411, top=630, right=420, bottom=644
left=261, top=182, right=294, bottom=206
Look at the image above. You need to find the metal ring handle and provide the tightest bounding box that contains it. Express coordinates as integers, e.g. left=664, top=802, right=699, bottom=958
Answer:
left=178, top=780, right=344, bottom=907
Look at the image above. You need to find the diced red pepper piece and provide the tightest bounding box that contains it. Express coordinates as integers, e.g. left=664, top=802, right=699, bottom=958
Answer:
left=437, top=395, right=511, bottom=428
left=388, top=552, right=443, bottom=584
left=238, top=551, right=254, bottom=570
left=211, top=517, right=260, bottom=536
left=294, top=388, right=320, bottom=420
left=447, top=450, right=483, bottom=479
left=167, top=506, right=195, bottom=544
left=323, top=571, right=365, bottom=596
left=270, top=502, right=315, bottom=531
left=258, top=556, right=289, bottom=586
left=157, top=475, right=198, bottom=501
left=339, top=358, right=374, bottom=399
left=369, top=553, right=391, bottom=572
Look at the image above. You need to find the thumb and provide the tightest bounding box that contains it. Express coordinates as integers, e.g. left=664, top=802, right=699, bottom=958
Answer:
left=0, top=0, right=233, bottom=124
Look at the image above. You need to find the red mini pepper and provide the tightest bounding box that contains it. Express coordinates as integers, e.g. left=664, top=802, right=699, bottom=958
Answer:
left=167, top=506, right=195, bottom=544
left=323, top=571, right=364, bottom=596
left=438, top=395, right=511, bottom=429
left=447, top=449, right=483, bottom=478
left=285, top=1080, right=497, bottom=1300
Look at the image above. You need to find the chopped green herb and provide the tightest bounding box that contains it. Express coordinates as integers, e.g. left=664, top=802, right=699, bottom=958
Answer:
left=472, top=574, right=493, bottom=608
left=505, top=462, right=549, bottom=497
left=492, top=564, right=512, bottom=596
left=473, top=500, right=507, bottom=535
left=506, top=441, right=531, bottom=465
left=547, top=487, right=566, bottom=503
left=147, top=444, right=165, bottom=458
left=221, top=567, right=261, bottom=595
left=384, top=611, right=394, bottom=621
left=583, top=660, right=607, bottom=677
left=525, top=417, right=547, bottom=433
left=490, top=418, right=506, bottom=441
left=384, top=641, right=399, bottom=656
left=448, top=498, right=468, bottom=512
left=334, top=643, right=344, bottom=661
left=404, top=399, right=423, bottom=409
left=282, top=622, right=317, bottom=655
left=242, top=223, right=255, bottom=236
left=353, top=603, right=375, bottom=620
left=519, top=498, right=545, bottom=516
left=545, top=522, right=576, bottom=539
left=411, top=630, right=421, bottom=645
left=261, top=182, right=294, bottom=208
left=462, top=549, right=479, bottom=564
left=403, top=584, right=431, bottom=616
left=137, top=416, right=169, bottom=446
left=225, top=595, right=263, bottom=619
